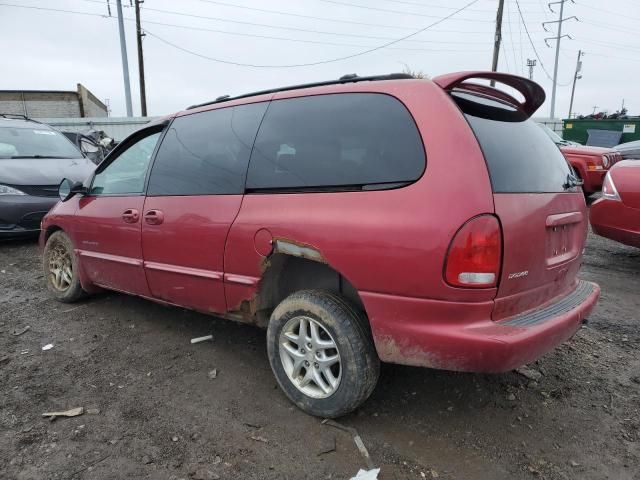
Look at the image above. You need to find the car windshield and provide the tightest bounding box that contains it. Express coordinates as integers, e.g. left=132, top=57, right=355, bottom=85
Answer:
left=0, top=125, right=83, bottom=159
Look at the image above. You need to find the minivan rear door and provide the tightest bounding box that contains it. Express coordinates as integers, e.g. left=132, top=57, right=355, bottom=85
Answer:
left=452, top=89, right=587, bottom=320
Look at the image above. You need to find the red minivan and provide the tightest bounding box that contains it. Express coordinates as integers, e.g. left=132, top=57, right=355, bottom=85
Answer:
left=41, top=72, right=600, bottom=417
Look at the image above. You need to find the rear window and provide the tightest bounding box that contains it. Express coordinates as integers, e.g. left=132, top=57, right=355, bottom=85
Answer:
left=454, top=91, right=572, bottom=193
left=246, top=93, right=425, bottom=191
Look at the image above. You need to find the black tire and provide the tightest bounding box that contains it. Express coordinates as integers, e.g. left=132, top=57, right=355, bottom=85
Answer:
left=266, top=290, right=380, bottom=418
left=43, top=230, right=86, bottom=303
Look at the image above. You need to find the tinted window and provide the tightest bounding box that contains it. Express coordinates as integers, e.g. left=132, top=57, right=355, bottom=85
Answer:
left=246, top=93, right=425, bottom=190
left=148, top=102, right=268, bottom=196
left=454, top=92, right=572, bottom=193
left=91, top=132, right=161, bottom=195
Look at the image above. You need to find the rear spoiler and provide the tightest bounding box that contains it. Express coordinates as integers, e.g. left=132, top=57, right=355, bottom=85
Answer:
left=432, top=71, right=545, bottom=118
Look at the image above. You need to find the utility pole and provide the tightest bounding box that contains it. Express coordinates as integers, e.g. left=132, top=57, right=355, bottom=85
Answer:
left=544, top=0, right=577, bottom=118
left=135, top=0, right=147, bottom=116
left=116, top=0, right=133, bottom=117
left=527, top=59, right=537, bottom=80
left=490, top=0, right=505, bottom=86
left=567, top=50, right=583, bottom=119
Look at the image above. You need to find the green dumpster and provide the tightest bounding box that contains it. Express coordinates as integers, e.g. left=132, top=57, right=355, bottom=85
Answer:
left=563, top=119, right=640, bottom=146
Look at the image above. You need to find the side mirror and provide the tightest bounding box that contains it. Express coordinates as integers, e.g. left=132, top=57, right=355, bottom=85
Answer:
left=58, top=178, right=87, bottom=202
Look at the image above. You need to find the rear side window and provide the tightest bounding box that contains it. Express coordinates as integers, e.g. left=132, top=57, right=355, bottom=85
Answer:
left=147, top=102, right=268, bottom=196
left=246, top=93, right=425, bottom=191
left=454, top=92, right=572, bottom=193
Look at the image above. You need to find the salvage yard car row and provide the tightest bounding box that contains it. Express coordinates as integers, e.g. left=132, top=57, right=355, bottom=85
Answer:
left=2, top=71, right=639, bottom=418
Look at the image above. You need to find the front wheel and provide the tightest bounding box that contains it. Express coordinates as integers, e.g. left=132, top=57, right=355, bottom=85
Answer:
left=43, top=230, right=86, bottom=303
left=266, top=290, right=379, bottom=418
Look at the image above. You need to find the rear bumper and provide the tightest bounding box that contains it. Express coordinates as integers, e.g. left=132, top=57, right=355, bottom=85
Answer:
left=590, top=198, right=640, bottom=248
left=0, top=196, right=57, bottom=236
left=364, top=280, right=600, bottom=373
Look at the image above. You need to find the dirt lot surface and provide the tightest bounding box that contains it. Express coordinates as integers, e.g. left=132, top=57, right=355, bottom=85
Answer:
left=1, top=229, right=638, bottom=480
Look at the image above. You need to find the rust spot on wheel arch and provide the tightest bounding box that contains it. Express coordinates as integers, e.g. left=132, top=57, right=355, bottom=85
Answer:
left=230, top=238, right=328, bottom=327
left=271, top=238, right=327, bottom=264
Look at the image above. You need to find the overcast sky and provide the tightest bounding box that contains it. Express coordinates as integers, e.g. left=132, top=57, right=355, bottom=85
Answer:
left=3, top=0, right=638, bottom=119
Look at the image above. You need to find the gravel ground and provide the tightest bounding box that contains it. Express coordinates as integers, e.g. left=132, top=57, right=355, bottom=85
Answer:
left=0, top=229, right=638, bottom=480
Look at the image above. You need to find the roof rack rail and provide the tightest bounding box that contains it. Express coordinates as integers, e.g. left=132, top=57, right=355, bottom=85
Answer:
left=186, top=73, right=414, bottom=110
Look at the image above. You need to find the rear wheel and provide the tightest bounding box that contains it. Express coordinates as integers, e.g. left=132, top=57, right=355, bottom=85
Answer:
left=266, top=290, right=379, bottom=418
left=43, top=231, right=86, bottom=303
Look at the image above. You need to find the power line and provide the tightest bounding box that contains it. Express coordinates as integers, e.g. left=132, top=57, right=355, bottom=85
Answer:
left=518, top=1, right=525, bottom=75
left=0, top=2, right=107, bottom=18
left=586, top=51, right=640, bottom=64
left=0, top=1, right=500, bottom=52
left=141, top=18, right=491, bottom=51
left=366, top=0, right=496, bottom=12
left=317, top=0, right=516, bottom=23
left=71, top=0, right=500, bottom=45
left=1, top=0, right=486, bottom=65
left=513, top=0, right=554, bottom=81
left=505, top=0, right=520, bottom=75
left=578, top=3, right=640, bottom=23
left=190, top=0, right=418, bottom=30
left=575, top=37, right=640, bottom=53
left=537, top=0, right=551, bottom=20
left=3, top=0, right=554, bottom=55
left=142, top=0, right=483, bottom=68
left=325, top=0, right=500, bottom=14
left=192, top=0, right=518, bottom=26
left=578, top=19, right=637, bottom=36
left=13, top=0, right=544, bottom=53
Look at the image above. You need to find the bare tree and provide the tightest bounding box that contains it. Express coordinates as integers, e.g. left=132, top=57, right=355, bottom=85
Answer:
left=401, top=64, right=429, bottom=79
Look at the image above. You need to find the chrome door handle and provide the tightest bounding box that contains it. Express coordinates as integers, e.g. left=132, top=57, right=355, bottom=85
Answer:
left=122, top=209, right=139, bottom=223
left=144, top=209, right=164, bottom=225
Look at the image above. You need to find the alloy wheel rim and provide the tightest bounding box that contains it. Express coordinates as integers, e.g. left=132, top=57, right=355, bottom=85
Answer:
left=48, top=241, right=73, bottom=292
left=279, top=315, right=342, bottom=399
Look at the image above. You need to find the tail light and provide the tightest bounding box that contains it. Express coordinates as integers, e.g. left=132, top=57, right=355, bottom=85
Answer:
left=602, top=171, right=621, bottom=201
left=445, top=215, right=502, bottom=288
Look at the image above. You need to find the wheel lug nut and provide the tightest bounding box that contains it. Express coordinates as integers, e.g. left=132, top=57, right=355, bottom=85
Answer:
left=304, top=360, right=310, bottom=366
left=300, top=349, right=306, bottom=354
left=314, top=363, right=319, bottom=369
left=307, top=343, right=312, bottom=349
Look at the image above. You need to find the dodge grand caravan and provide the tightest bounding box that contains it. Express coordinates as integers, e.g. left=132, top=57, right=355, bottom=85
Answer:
left=41, top=72, right=600, bottom=417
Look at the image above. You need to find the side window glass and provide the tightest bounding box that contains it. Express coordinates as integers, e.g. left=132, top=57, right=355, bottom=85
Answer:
left=246, top=93, right=425, bottom=190
left=147, top=102, right=268, bottom=196
left=91, top=132, right=161, bottom=195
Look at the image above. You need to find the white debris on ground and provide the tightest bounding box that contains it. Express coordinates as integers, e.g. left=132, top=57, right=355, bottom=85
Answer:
left=190, top=335, right=213, bottom=344
left=350, top=468, right=380, bottom=480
